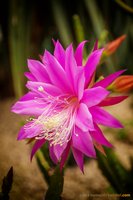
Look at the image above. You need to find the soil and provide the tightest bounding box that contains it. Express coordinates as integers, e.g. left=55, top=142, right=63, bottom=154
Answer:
left=0, top=97, right=133, bottom=200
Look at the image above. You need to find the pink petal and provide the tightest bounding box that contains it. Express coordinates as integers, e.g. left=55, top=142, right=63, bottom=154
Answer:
left=19, top=92, right=37, bottom=101
left=65, top=44, right=85, bottom=98
left=75, top=67, right=85, bottom=100
left=76, top=103, right=94, bottom=132
left=44, top=50, right=71, bottom=93
left=49, top=145, right=58, bottom=164
left=17, top=127, right=25, bottom=140
left=60, top=141, right=71, bottom=170
left=11, top=99, right=45, bottom=116
left=72, top=127, right=96, bottom=158
left=93, top=69, right=126, bottom=88
left=52, top=38, right=56, bottom=46
left=93, top=40, right=98, bottom=51
left=84, top=48, right=104, bottom=87
left=65, top=44, right=78, bottom=93
left=72, top=147, right=84, bottom=172
left=82, top=86, right=109, bottom=107
left=17, top=123, right=41, bottom=140
left=31, top=139, right=46, bottom=160
left=24, top=72, right=37, bottom=81
left=53, top=143, right=67, bottom=161
left=74, top=41, right=87, bottom=66
left=11, top=92, right=45, bottom=116
left=26, top=81, right=62, bottom=97
left=28, top=59, right=51, bottom=83
left=90, top=106, right=123, bottom=128
left=90, top=123, right=113, bottom=147
left=98, top=96, right=128, bottom=107
left=54, top=40, right=65, bottom=68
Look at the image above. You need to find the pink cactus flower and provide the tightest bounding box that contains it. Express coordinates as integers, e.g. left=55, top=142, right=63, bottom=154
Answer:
left=11, top=41, right=127, bottom=172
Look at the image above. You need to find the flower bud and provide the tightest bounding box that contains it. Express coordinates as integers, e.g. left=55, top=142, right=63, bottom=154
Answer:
left=104, top=35, right=126, bottom=56
left=110, top=75, right=133, bottom=93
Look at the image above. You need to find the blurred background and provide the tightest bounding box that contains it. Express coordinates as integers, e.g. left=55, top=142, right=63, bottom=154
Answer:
left=0, top=0, right=133, bottom=199
left=0, top=0, right=133, bottom=99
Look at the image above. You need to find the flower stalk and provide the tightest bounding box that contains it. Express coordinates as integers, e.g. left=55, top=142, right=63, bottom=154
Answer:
left=97, top=148, right=133, bottom=198
left=45, top=166, right=64, bottom=200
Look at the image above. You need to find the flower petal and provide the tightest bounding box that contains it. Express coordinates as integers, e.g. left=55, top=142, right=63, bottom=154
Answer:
left=90, top=106, right=123, bottom=128
left=76, top=103, right=94, bottom=132
left=65, top=44, right=78, bottom=93
left=74, top=41, right=87, bottom=66
left=11, top=98, right=45, bottom=116
left=98, top=96, right=128, bottom=107
left=72, top=147, right=84, bottom=172
left=93, top=40, right=98, bottom=51
left=24, top=72, right=37, bottom=81
left=65, top=44, right=85, bottom=98
left=44, top=50, right=71, bottom=93
left=17, top=123, right=41, bottom=140
left=82, top=86, right=109, bottom=107
left=11, top=92, right=46, bottom=116
left=28, top=59, right=51, bottom=83
left=90, top=123, right=113, bottom=147
left=54, top=40, right=65, bottom=68
left=49, top=145, right=58, bottom=164
left=26, top=81, right=62, bottom=97
left=60, top=141, right=71, bottom=170
left=31, top=139, right=45, bottom=160
left=72, top=127, right=96, bottom=158
left=19, top=91, right=36, bottom=101
left=52, top=143, right=67, bottom=161
left=93, top=69, right=126, bottom=88
left=84, top=48, right=104, bottom=87
left=17, top=127, right=25, bottom=140
left=75, top=67, right=85, bottom=100
left=52, top=38, right=56, bottom=46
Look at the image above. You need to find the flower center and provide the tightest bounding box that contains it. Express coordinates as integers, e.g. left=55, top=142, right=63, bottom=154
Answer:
left=34, top=95, right=78, bottom=146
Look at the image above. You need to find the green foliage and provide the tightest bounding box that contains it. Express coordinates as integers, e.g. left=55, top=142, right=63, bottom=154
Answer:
left=9, top=0, right=31, bottom=98
left=36, top=150, right=51, bottom=185
left=36, top=146, right=64, bottom=199
left=73, top=15, right=86, bottom=44
left=45, top=166, right=64, bottom=200
left=115, top=0, right=133, bottom=13
left=117, top=129, right=128, bottom=140
left=0, top=167, right=13, bottom=200
left=36, top=145, right=64, bottom=199
left=97, top=148, right=133, bottom=199
left=51, top=0, right=73, bottom=47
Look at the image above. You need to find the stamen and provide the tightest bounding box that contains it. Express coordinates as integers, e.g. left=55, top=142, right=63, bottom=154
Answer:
left=40, top=105, right=76, bottom=146
left=25, top=95, right=78, bottom=145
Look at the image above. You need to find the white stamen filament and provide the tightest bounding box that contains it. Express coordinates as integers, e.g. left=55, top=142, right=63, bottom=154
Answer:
left=37, top=104, right=76, bottom=146
left=25, top=95, right=77, bottom=146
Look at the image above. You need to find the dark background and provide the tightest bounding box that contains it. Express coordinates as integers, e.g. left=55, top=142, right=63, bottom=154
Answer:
left=0, top=0, right=133, bottom=99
